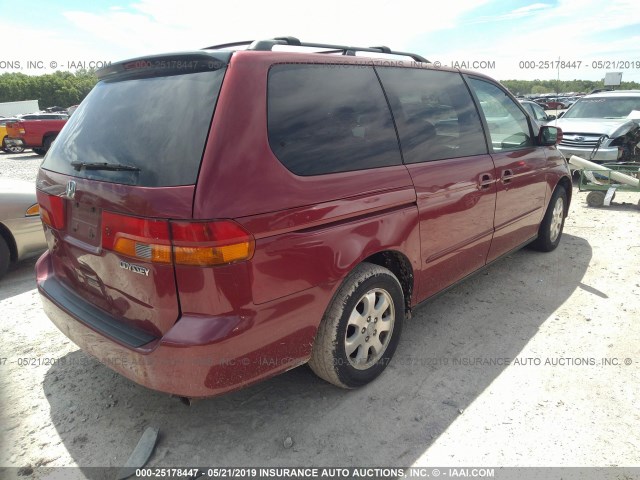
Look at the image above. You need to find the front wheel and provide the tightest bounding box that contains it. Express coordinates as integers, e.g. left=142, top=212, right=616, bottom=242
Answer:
left=309, top=262, right=404, bottom=388
left=529, top=186, right=567, bottom=252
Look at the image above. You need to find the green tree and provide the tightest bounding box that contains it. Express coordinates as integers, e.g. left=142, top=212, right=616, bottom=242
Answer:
left=0, top=70, right=98, bottom=109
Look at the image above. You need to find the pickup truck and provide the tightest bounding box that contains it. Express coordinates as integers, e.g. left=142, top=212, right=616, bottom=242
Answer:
left=4, top=113, right=68, bottom=155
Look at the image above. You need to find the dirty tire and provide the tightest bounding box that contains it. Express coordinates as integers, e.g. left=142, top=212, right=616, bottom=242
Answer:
left=529, top=185, right=567, bottom=252
left=0, top=236, right=10, bottom=280
left=309, top=262, right=404, bottom=388
left=43, top=135, right=56, bottom=153
left=586, top=191, right=606, bottom=208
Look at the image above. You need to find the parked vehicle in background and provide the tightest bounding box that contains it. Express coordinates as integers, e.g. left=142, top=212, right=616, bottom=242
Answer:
left=1, top=118, right=25, bottom=153
left=520, top=100, right=556, bottom=125
left=4, top=114, right=68, bottom=155
left=560, top=97, right=580, bottom=109
left=18, top=113, right=68, bottom=120
left=536, top=99, right=566, bottom=110
left=0, top=178, right=47, bottom=280
left=35, top=37, right=571, bottom=399
left=552, top=90, right=640, bottom=164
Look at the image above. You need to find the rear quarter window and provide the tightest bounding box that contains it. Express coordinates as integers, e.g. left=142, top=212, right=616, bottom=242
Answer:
left=267, top=64, right=402, bottom=176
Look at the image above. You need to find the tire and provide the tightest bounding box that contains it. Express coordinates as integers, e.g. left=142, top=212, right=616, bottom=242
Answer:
left=586, top=191, right=606, bottom=208
left=529, top=186, right=567, bottom=252
left=42, top=135, right=56, bottom=153
left=0, top=237, right=10, bottom=280
left=309, top=262, right=404, bottom=388
left=32, top=148, right=46, bottom=156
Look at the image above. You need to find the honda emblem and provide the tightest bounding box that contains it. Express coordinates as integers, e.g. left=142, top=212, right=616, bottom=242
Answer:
left=65, top=180, right=76, bottom=199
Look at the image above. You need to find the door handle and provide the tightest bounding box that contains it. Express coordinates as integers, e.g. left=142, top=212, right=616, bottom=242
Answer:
left=478, top=173, right=493, bottom=189
left=502, top=169, right=514, bottom=184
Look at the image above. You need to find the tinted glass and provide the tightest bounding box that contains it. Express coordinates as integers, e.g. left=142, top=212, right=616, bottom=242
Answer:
left=530, top=102, right=548, bottom=121
left=376, top=67, right=487, bottom=163
left=268, top=64, right=401, bottom=176
left=469, top=78, right=532, bottom=151
left=563, top=96, right=640, bottom=119
left=42, top=70, right=225, bottom=187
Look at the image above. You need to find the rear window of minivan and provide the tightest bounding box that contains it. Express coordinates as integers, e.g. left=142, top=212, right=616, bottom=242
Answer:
left=42, top=69, right=225, bottom=187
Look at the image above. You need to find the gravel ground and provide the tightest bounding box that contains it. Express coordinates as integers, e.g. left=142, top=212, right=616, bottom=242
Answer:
left=0, top=151, right=43, bottom=182
left=1, top=151, right=639, bottom=479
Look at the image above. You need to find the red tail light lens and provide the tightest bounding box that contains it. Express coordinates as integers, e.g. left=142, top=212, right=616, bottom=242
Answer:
left=100, top=212, right=255, bottom=267
left=38, top=193, right=66, bottom=229
left=171, top=220, right=255, bottom=266
left=101, top=212, right=172, bottom=263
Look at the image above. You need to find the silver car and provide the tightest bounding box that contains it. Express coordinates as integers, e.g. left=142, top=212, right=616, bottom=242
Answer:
left=0, top=178, right=47, bottom=279
left=552, top=90, right=640, bottom=163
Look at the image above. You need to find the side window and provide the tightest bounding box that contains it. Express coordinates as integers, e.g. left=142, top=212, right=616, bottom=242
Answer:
left=531, top=103, right=548, bottom=122
left=267, top=64, right=401, bottom=176
left=376, top=67, right=487, bottom=163
left=468, top=78, right=533, bottom=151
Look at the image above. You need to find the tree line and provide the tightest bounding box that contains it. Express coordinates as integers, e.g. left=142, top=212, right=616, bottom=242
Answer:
left=501, top=79, right=640, bottom=95
left=0, top=70, right=98, bottom=110
left=1, top=70, right=639, bottom=109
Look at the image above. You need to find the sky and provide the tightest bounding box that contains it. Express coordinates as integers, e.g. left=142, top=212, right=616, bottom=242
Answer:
left=1, top=0, right=639, bottom=83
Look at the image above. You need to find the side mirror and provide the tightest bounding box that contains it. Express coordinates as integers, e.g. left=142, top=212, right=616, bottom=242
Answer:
left=546, top=114, right=557, bottom=121
left=558, top=111, right=565, bottom=118
left=539, top=126, right=562, bottom=146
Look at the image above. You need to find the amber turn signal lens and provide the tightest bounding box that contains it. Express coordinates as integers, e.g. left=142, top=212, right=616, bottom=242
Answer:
left=26, top=203, right=41, bottom=217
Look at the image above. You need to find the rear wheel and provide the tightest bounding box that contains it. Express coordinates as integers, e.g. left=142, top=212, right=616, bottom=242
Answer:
left=529, top=186, right=567, bottom=252
left=33, top=148, right=46, bottom=156
left=309, top=262, right=404, bottom=388
left=0, top=237, right=10, bottom=280
left=42, top=135, right=56, bottom=153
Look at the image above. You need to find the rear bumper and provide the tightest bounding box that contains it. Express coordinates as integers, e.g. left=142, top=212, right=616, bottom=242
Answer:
left=4, top=137, right=25, bottom=147
left=36, top=252, right=320, bottom=398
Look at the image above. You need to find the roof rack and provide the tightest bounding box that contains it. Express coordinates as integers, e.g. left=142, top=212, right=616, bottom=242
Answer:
left=202, top=36, right=429, bottom=63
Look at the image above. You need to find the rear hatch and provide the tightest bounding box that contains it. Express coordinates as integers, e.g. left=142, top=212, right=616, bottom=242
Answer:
left=36, top=52, right=230, bottom=339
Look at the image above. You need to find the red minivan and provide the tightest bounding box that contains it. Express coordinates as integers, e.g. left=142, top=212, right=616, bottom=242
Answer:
left=35, top=37, right=571, bottom=399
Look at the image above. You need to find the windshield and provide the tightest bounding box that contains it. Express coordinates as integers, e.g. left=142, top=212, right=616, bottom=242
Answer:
left=563, top=96, right=640, bottom=119
left=42, top=69, right=225, bottom=187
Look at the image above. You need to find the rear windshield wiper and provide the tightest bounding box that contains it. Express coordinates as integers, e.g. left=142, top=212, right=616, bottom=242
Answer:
left=71, top=161, right=141, bottom=172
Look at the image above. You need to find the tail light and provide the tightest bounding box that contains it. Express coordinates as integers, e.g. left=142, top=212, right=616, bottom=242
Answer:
left=101, top=212, right=172, bottom=263
left=102, top=211, right=254, bottom=267
left=38, top=193, right=66, bottom=229
left=36, top=193, right=254, bottom=267
left=171, top=220, right=254, bottom=266
left=7, top=121, right=25, bottom=134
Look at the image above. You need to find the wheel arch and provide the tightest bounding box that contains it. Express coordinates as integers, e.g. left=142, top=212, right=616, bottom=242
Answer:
left=0, top=222, right=18, bottom=262
left=362, top=250, right=414, bottom=316
left=556, top=175, right=572, bottom=215
left=42, top=132, right=59, bottom=147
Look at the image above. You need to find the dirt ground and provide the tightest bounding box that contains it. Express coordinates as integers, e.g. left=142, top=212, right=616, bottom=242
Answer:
left=1, top=152, right=639, bottom=478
